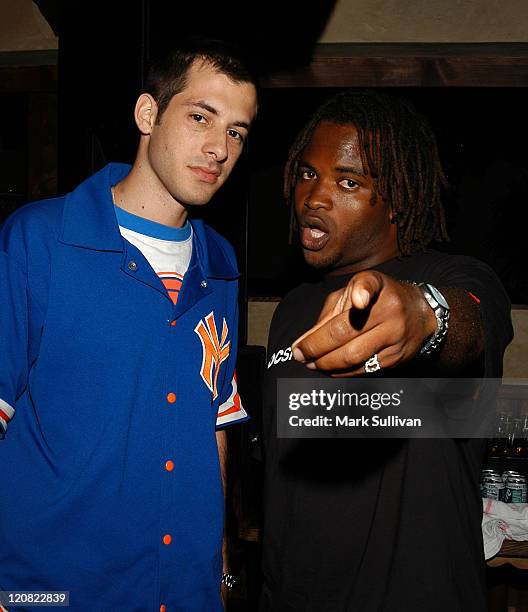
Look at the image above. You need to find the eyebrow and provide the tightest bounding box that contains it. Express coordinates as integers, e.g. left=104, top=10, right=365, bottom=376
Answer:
left=334, top=165, right=366, bottom=176
left=299, top=161, right=365, bottom=176
left=185, top=100, right=251, bottom=131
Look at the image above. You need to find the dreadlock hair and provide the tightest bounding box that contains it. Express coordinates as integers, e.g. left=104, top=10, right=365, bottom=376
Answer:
left=145, top=37, right=257, bottom=123
left=284, top=90, right=449, bottom=255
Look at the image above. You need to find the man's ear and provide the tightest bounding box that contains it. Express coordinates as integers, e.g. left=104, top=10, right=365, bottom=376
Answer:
left=134, top=93, right=158, bottom=135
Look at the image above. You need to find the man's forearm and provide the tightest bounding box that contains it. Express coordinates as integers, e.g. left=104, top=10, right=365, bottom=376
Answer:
left=216, top=429, right=229, bottom=577
left=434, top=287, right=484, bottom=369
left=216, top=429, right=227, bottom=494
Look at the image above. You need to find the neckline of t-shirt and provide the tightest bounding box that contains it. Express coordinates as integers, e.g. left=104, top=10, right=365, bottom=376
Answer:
left=320, top=252, right=431, bottom=289
left=114, top=205, right=192, bottom=242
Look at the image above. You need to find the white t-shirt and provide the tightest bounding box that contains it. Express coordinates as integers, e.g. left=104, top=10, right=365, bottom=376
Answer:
left=114, top=206, right=192, bottom=305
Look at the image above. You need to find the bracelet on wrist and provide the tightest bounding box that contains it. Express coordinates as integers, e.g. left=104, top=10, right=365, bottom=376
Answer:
left=221, top=572, right=238, bottom=590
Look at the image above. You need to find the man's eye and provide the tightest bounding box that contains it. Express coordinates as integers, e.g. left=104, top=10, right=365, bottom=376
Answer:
left=191, top=114, right=206, bottom=123
left=228, top=129, right=244, bottom=142
left=300, top=169, right=316, bottom=180
left=339, top=179, right=359, bottom=190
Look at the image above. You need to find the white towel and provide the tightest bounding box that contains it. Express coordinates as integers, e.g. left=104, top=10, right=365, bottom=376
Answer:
left=482, top=497, right=528, bottom=559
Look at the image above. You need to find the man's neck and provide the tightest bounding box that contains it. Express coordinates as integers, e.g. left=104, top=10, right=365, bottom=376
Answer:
left=112, top=159, right=188, bottom=229
left=326, top=248, right=401, bottom=277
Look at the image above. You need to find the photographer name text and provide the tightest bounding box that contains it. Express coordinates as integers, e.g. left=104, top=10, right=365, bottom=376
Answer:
left=289, top=414, right=422, bottom=428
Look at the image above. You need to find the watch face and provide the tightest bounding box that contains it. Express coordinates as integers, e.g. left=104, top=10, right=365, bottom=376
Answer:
left=426, top=284, right=450, bottom=310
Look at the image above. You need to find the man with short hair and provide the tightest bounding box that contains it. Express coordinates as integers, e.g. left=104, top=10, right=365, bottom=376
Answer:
left=261, top=90, right=512, bottom=611
left=0, top=40, right=257, bottom=610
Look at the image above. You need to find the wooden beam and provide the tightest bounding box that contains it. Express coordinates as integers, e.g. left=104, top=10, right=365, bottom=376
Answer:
left=261, top=43, right=528, bottom=88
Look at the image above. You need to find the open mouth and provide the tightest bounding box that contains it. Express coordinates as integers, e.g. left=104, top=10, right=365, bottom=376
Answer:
left=299, top=217, right=331, bottom=251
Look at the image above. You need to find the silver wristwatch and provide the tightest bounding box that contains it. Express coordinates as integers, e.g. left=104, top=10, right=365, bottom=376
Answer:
left=416, top=283, right=450, bottom=356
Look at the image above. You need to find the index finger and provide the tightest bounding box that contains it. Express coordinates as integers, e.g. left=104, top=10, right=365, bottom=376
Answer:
left=292, top=271, right=386, bottom=362
left=347, top=270, right=385, bottom=310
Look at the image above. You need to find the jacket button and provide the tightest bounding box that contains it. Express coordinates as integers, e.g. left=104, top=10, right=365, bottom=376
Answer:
left=163, top=534, right=172, bottom=545
left=128, top=261, right=138, bottom=271
left=200, top=280, right=207, bottom=288
left=166, top=392, right=176, bottom=404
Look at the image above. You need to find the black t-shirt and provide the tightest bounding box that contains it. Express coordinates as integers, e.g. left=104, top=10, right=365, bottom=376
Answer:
left=261, top=251, right=513, bottom=612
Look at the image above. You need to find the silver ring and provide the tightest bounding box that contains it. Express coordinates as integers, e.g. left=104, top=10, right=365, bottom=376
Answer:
left=364, top=354, right=381, bottom=373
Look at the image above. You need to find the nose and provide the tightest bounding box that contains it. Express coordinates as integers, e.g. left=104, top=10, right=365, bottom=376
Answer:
left=303, top=180, right=332, bottom=211
left=203, top=128, right=228, bottom=163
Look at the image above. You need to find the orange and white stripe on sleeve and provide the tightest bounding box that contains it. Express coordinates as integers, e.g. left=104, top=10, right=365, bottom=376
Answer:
left=216, top=372, right=248, bottom=427
left=0, top=397, right=15, bottom=435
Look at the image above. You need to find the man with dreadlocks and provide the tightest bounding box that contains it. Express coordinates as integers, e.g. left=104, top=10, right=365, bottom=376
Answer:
left=260, top=90, right=512, bottom=611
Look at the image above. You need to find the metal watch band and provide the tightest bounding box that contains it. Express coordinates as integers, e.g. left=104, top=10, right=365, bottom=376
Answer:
left=415, top=282, right=450, bottom=356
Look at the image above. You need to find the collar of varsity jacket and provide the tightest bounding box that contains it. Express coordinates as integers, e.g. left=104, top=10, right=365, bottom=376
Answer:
left=59, top=162, right=239, bottom=280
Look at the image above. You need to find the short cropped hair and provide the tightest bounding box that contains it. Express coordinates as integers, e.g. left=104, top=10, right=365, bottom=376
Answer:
left=144, top=38, right=257, bottom=121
